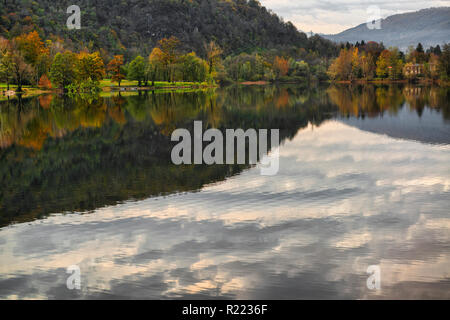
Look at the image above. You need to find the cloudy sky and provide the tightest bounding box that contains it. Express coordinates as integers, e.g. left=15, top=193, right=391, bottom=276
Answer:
left=259, top=0, right=450, bottom=34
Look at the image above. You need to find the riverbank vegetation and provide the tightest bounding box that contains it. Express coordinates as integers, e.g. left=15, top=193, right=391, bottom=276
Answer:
left=0, top=29, right=448, bottom=98
left=1, top=27, right=340, bottom=97
left=327, top=41, right=450, bottom=82
left=0, top=32, right=224, bottom=95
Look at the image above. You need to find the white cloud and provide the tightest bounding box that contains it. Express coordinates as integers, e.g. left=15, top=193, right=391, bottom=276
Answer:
left=259, top=0, right=450, bottom=34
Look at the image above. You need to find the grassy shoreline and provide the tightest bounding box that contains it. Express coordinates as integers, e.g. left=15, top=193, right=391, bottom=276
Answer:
left=2, top=78, right=449, bottom=102
left=0, top=80, right=218, bottom=101
left=100, top=79, right=217, bottom=91
left=331, top=78, right=450, bottom=86
left=0, top=84, right=52, bottom=101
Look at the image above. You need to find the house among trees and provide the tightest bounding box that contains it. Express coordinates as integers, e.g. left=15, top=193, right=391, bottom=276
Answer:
left=403, top=63, right=424, bottom=77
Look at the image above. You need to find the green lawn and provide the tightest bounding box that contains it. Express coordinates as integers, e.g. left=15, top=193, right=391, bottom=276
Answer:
left=1, top=81, right=209, bottom=90
left=100, top=79, right=204, bottom=88
left=0, top=83, right=32, bottom=89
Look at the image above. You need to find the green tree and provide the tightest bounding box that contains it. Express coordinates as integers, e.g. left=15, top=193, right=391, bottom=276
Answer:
left=180, top=52, right=207, bottom=82
left=416, top=43, right=424, bottom=53
left=388, top=48, right=403, bottom=79
left=49, top=52, right=77, bottom=89
left=127, top=55, right=147, bottom=86
left=0, top=38, right=13, bottom=90
left=292, top=60, right=309, bottom=79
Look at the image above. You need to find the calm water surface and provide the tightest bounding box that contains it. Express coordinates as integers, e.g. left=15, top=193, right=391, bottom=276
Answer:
left=0, top=85, right=449, bottom=299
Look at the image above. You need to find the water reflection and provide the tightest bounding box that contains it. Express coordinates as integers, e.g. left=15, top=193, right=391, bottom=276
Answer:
left=0, top=85, right=449, bottom=299
left=0, top=87, right=333, bottom=227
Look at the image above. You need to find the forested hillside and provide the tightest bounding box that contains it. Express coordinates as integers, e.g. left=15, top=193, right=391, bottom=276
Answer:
left=0, top=0, right=335, bottom=58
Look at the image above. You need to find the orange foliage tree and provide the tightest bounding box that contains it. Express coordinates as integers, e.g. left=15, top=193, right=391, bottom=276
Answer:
left=273, top=56, right=289, bottom=79
left=158, top=36, right=180, bottom=82
left=15, top=31, right=49, bottom=84
left=148, top=47, right=164, bottom=86
left=107, top=55, right=125, bottom=87
left=76, top=51, right=105, bottom=83
left=38, top=74, right=52, bottom=89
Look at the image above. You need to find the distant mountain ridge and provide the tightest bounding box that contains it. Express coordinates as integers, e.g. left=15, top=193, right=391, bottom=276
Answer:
left=323, top=7, right=450, bottom=50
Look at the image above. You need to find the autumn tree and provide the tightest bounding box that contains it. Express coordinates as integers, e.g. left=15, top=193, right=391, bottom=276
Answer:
left=158, top=36, right=180, bottom=83
left=360, top=53, right=375, bottom=79
left=76, top=51, right=105, bottom=84
left=15, top=31, right=47, bottom=66
left=204, top=41, right=223, bottom=75
left=38, top=74, right=52, bottom=89
left=107, top=55, right=126, bottom=87
left=273, top=56, right=289, bottom=79
left=15, top=31, right=49, bottom=85
left=351, top=47, right=361, bottom=79
left=327, top=48, right=352, bottom=80
left=376, top=50, right=391, bottom=78
left=148, top=47, right=164, bottom=86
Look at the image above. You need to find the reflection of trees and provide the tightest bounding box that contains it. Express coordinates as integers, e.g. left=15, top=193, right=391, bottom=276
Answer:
left=148, top=91, right=202, bottom=135
left=1, top=84, right=447, bottom=226
left=327, top=84, right=405, bottom=118
left=0, top=85, right=336, bottom=227
left=2, top=85, right=448, bottom=153
left=327, top=84, right=449, bottom=120
left=403, top=86, right=450, bottom=119
left=0, top=95, right=109, bottom=150
left=38, top=95, right=53, bottom=109
left=0, top=96, right=54, bottom=150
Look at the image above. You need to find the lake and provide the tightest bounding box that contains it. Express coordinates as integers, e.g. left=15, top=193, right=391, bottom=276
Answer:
left=0, top=84, right=449, bottom=299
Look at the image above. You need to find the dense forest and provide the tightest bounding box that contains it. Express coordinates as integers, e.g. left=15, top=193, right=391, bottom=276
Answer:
left=0, top=0, right=336, bottom=58
left=0, top=0, right=340, bottom=91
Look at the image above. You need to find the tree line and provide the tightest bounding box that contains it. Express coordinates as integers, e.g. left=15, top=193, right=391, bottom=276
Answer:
left=0, top=29, right=335, bottom=92
left=0, top=31, right=225, bottom=92
left=2, top=29, right=449, bottom=93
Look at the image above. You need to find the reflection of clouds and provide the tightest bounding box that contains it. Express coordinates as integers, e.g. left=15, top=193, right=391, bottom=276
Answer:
left=0, top=121, right=449, bottom=299
left=334, top=230, right=371, bottom=249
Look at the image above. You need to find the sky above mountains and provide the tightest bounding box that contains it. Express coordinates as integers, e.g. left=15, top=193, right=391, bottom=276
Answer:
left=259, top=0, right=450, bottom=34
